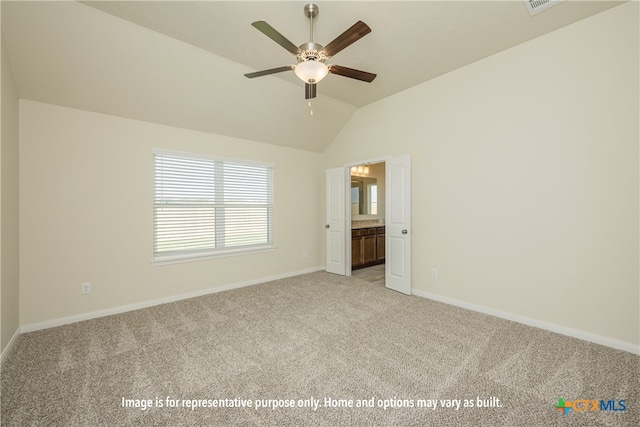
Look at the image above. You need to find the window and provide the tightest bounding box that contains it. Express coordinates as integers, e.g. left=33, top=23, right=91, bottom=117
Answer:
left=153, top=149, right=273, bottom=263
left=369, top=184, right=377, bottom=215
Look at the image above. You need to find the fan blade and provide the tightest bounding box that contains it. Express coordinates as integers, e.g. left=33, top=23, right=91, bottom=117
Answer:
left=322, top=21, right=371, bottom=57
left=251, top=21, right=301, bottom=55
left=244, top=65, right=294, bottom=79
left=329, top=65, right=376, bottom=83
left=305, top=83, right=317, bottom=100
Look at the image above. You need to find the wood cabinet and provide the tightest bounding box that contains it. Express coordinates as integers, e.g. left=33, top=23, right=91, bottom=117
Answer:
left=376, top=227, right=385, bottom=262
left=352, top=226, right=385, bottom=269
left=363, top=234, right=376, bottom=264
left=351, top=235, right=363, bottom=267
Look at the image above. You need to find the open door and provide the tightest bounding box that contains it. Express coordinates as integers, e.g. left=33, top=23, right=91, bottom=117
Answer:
left=325, top=167, right=347, bottom=275
left=385, top=155, right=411, bottom=294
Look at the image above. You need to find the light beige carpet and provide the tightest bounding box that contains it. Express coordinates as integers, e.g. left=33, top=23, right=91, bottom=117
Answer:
left=2, top=272, right=638, bottom=426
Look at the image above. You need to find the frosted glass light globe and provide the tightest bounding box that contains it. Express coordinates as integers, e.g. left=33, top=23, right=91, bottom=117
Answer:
left=294, top=61, right=329, bottom=84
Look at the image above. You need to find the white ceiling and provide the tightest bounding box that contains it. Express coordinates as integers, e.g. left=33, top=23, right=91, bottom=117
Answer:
left=1, top=1, right=624, bottom=152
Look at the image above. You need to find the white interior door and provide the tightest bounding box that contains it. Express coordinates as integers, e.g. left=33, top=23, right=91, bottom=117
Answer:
left=385, top=155, right=411, bottom=294
left=325, top=167, right=347, bottom=275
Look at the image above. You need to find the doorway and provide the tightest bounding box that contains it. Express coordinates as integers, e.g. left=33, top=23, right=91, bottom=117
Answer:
left=351, top=263, right=386, bottom=286
left=325, top=155, right=412, bottom=295
left=350, top=161, right=386, bottom=287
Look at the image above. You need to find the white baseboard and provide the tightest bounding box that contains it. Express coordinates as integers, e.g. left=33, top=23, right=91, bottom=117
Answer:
left=1, top=328, right=21, bottom=366
left=412, top=288, right=640, bottom=355
left=21, top=266, right=325, bottom=333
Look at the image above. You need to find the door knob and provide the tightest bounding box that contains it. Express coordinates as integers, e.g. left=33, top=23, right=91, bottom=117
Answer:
left=325, top=224, right=330, bottom=228
left=402, top=229, right=408, bottom=234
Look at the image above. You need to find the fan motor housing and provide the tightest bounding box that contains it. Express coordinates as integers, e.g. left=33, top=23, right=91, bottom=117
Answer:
left=297, top=43, right=327, bottom=63
left=299, top=42, right=323, bottom=52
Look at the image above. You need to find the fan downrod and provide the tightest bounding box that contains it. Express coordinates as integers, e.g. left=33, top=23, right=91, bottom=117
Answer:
left=301, top=4, right=322, bottom=53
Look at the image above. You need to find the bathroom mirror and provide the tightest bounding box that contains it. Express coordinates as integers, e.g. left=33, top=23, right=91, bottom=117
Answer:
left=351, top=176, right=378, bottom=215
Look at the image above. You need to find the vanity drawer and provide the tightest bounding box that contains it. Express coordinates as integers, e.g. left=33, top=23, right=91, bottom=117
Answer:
left=352, top=229, right=368, bottom=237
left=352, top=227, right=383, bottom=237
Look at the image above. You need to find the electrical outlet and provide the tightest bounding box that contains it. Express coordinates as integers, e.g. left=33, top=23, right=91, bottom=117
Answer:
left=81, top=282, right=91, bottom=294
left=303, top=250, right=308, bottom=259
left=431, top=269, right=438, bottom=279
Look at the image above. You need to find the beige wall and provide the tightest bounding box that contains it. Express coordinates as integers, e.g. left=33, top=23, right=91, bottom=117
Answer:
left=325, top=3, right=639, bottom=346
left=1, top=34, right=20, bottom=353
left=19, top=100, right=324, bottom=326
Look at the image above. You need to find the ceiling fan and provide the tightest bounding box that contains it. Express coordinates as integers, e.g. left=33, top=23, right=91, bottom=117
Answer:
left=244, top=3, right=376, bottom=100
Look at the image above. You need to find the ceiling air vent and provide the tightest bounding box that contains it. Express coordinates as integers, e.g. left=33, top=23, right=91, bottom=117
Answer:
left=524, top=0, right=565, bottom=16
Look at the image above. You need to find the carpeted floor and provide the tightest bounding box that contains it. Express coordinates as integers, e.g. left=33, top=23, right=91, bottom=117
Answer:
left=2, top=272, right=638, bottom=426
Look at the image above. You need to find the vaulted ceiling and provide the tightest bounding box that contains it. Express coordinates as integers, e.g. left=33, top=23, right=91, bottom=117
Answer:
left=1, top=1, right=624, bottom=152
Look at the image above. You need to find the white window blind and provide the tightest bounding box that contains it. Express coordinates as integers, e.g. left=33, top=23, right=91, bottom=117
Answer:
left=153, top=149, right=273, bottom=261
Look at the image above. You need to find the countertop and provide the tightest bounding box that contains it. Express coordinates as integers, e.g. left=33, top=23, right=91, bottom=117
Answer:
left=351, top=224, right=385, bottom=230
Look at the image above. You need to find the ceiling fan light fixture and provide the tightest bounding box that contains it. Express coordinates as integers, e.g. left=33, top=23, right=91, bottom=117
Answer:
left=294, top=60, right=329, bottom=84
left=245, top=3, right=376, bottom=103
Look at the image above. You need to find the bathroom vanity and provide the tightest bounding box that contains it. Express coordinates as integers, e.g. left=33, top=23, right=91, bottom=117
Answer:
left=351, top=225, right=385, bottom=269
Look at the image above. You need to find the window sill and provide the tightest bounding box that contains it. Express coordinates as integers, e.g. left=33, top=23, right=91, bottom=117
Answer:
left=151, top=245, right=276, bottom=266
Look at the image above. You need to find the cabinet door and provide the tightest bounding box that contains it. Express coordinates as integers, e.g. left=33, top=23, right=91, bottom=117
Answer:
left=363, top=235, right=377, bottom=264
left=352, top=237, right=363, bottom=267
left=377, top=233, right=385, bottom=261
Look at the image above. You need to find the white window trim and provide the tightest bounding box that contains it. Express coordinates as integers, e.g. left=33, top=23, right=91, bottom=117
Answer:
left=151, top=245, right=276, bottom=266
left=152, top=148, right=275, bottom=169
